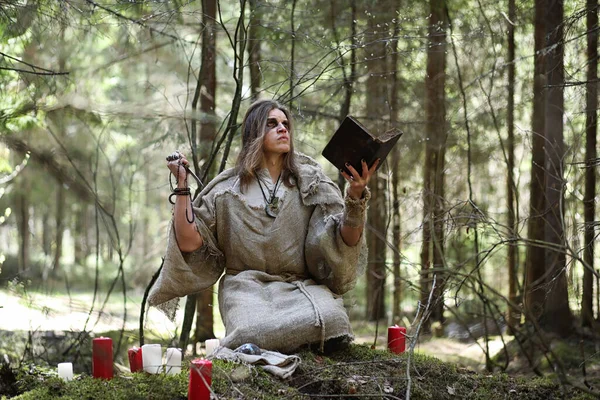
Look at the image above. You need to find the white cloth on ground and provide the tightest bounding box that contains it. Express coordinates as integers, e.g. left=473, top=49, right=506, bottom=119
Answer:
left=210, top=346, right=301, bottom=379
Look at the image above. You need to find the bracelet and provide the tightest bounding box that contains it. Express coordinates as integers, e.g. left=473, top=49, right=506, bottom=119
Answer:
left=168, top=188, right=191, bottom=204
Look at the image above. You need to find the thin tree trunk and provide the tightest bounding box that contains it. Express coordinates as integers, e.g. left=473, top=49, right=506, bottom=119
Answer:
left=582, top=0, right=598, bottom=328
left=365, top=3, right=390, bottom=321
left=194, top=0, right=218, bottom=344
left=52, top=15, right=68, bottom=277
left=74, top=204, right=88, bottom=266
left=288, top=0, right=297, bottom=108
left=542, top=0, right=572, bottom=336
left=524, top=0, right=547, bottom=321
left=180, top=0, right=218, bottom=350
left=53, top=187, right=65, bottom=273
left=420, top=146, right=433, bottom=331
left=17, top=190, right=30, bottom=274
left=247, top=0, right=262, bottom=101
left=332, top=0, right=358, bottom=190
left=42, top=209, right=51, bottom=256
left=390, top=0, right=402, bottom=324
left=423, top=0, right=447, bottom=327
left=506, top=0, right=520, bottom=331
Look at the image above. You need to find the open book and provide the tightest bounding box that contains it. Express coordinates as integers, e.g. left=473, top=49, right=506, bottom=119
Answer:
left=321, top=116, right=403, bottom=176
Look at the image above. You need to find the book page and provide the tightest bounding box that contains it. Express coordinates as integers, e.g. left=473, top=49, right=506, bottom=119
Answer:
left=374, top=128, right=402, bottom=143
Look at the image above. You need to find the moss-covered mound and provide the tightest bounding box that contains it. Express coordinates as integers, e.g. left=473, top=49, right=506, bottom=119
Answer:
left=1, top=344, right=595, bottom=399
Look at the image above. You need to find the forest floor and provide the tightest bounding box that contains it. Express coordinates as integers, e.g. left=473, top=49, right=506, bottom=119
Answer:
left=0, top=288, right=502, bottom=370
left=1, top=289, right=600, bottom=399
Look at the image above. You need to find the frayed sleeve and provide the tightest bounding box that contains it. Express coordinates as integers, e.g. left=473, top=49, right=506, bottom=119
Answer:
left=148, top=191, right=225, bottom=308
left=304, top=185, right=369, bottom=295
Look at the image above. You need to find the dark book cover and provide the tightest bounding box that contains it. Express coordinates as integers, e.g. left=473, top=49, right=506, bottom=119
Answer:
left=321, top=116, right=403, bottom=175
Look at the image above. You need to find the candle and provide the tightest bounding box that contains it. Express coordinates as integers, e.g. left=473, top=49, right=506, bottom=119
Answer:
left=142, top=344, right=162, bottom=374
left=387, top=325, right=406, bottom=354
left=188, top=359, right=212, bottom=400
left=92, top=337, right=113, bottom=379
left=165, top=347, right=182, bottom=375
left=204, top=339, right=220, bottom=357
left=57, top=362, right=73, bottom=381
left=128, top=347, right=144, bottom=373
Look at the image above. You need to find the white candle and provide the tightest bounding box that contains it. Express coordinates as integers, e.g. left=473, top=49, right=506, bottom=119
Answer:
left=57, top=362, right=73, bottom=381
left=142, top=344, right=162, bottom=374
left=164, top=347, right=182, bottom=375
left=205, top=339, right=220, bottom=356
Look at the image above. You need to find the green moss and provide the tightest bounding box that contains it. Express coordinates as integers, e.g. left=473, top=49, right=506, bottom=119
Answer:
left=6, top=344, right=598, bottom=399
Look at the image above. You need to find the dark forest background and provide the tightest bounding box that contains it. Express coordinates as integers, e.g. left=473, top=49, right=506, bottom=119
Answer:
left=0, top=0, right=599, bottom=393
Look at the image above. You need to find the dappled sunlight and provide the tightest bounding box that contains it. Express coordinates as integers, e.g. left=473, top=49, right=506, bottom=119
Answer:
left=0, top=289, right=225, bottom=340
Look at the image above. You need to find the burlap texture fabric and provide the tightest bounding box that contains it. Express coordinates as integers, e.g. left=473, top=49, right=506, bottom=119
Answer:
left=148, top=153, right=369, bottom=353
left=210, top=346, right=301, bottom=379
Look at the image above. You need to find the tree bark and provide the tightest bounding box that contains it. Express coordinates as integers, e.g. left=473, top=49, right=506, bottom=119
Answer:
left=582, top=0, right=598, bottom=328
left=541, top=0, right=572, bottom=336
left=332, top=0, right=358, bottom=190
left=390, top=0, right=402, bottom=324
left=74, top=204, right=89, bottom=266
left=506, top=0, right=520, bottom=331
left=247, top=0, right=262, bottom=101
left=195, top=0, right=218, bottom=345
left=53, top=187, right=65, bottom=274
left=288, top=0, right=297, bottom=108
left=524, top=0, right=547, bottom=321
left=16, top=189, right=30, bottom=274
left=365, top=2, right=390, bottom=321
left=421, top=0, right=447, bottom=327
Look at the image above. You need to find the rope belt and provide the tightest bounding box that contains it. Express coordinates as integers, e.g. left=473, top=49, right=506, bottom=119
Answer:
left=294, top=281, right=326, bottom=351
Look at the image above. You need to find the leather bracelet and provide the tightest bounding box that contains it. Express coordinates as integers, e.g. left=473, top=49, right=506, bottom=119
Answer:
left=168, top=189, right=191, bottom=204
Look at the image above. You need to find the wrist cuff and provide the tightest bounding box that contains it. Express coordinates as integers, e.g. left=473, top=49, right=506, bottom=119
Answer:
left=343, top=187, right=371, bottom=228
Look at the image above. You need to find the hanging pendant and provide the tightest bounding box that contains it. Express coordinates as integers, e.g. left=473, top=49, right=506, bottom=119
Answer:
left=265, top=197, right=279, bottom=218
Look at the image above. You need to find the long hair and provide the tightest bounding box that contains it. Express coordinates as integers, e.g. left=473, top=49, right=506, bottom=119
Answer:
left=236, top=99, right=298, bottom=190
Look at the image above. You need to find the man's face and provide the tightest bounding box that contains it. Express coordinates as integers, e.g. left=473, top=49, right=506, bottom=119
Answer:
left=263, top=108, right=291, bottom=156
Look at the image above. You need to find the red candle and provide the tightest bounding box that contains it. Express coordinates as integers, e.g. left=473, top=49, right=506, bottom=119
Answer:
left=92, top=337, right=113, bottom=379
left=387, top=325, right=406, bottom=354
left=188, top=359, right=212, bottom=400
left=128, top=346, right=143, bottom=373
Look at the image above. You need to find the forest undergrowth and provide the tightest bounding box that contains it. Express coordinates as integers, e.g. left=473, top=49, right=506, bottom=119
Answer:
left=0, top=329, right=599, bottom=399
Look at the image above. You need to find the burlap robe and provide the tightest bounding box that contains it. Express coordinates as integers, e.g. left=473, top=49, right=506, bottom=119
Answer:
left=148, top=153, right=368, bottom=353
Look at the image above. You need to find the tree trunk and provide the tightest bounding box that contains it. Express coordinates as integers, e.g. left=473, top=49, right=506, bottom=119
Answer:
left=247, top=0, right=262, bottom=101
left=582, top=0, right=598, bottom=328
left=16, top=189, right=30, bottom=274
left=422, top=0, right=447, bottom=327
left=524, top=0, right=547, bottom=321
left=74, top=204, right=88, bottom=266
left=53, top=186, right=65, bottom=274
left=365, top=3, right=390, bottom=321
left=52, top=15, right=68, bottom=277
left=288, top=0, right=297, bottom=108
left=506, top=0, right=520, bottom=331
left=390, top=0, right=402, bottom=324
left=42, top=209, right=51, bottom=256
left=541, top=0, right=572, bottom=336
left=180, top=0, right=218, bottom=350
left=194, top=0, right=218, bottom=345
left=333, top=0, right=358, bottom=190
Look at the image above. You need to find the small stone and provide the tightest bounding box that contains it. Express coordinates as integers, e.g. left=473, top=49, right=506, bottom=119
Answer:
left=231, top=366, right=252, bottom=382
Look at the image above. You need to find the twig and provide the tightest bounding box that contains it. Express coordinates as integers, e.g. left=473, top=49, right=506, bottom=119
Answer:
left=406, top=275, right=436, bottom=400
left=140, top=260, right=163, bottom=346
